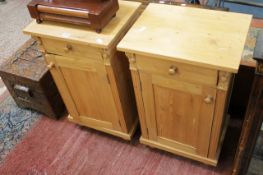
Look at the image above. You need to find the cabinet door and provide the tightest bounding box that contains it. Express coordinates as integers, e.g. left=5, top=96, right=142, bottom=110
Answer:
left=140, top=72, right=216, bottom=156
left=45, top=54, right=121, bottom=131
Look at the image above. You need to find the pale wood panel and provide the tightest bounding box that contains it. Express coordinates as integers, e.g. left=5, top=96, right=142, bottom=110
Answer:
left=53, top=55, right=99, bottom=72
left=153, top=80, right=216, bottom=156
left=23, top=1, right=142, bottom=49
left=130, top=68, right=148, bottom=139
left=45, top=54, right=79, bottom=118
left=139, top=72, right=158, bottom=140
left=61, top=68, right=108, bottom=121
left=157, top=137, right=196, bottom=155
left=209, top=75, right=233, bottom=159
left=68, top=115, right=137, bottom=140
left=51, top=55, right=121, bottom=131
left=79, top=116, right=113, bottom=130
left=105, top=65, right=128, bottom=132
left=152, top=75, right=203, bottom=95
left=208, top=89, right=229, bottom=159
left=136, top=55, right=218, bottom=86
left=196, top=87, right=217, bottom=156
left=107, top=52, right=138, bottom=133
left=117, top=3, right=252, bottom=73
left=214, top=114, right=230, bottom=162
left=42, top=38, right=102, bottom=60
left=140, top=137, right=218, bottom=166
left=61, top=67, right=121, bottom=130
left=154, top=85, right=200, bottom=148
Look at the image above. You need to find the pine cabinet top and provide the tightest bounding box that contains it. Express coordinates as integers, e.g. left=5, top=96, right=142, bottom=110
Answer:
left=117, top=3, right=252, bottom=73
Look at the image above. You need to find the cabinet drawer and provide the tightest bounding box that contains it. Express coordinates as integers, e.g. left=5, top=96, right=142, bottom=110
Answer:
left=136, top=55, right=218, bottom=86
left=41, top=38, right=102, bottom=60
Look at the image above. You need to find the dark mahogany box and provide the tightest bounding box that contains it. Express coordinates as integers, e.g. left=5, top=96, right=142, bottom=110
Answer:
left=27, top=0, right=119, bottom=33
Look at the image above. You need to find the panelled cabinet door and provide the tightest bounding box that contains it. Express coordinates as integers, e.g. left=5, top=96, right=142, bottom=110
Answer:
left=139, top=71, right=216, bottom=156
left=45, top=54, right=122, bottom=131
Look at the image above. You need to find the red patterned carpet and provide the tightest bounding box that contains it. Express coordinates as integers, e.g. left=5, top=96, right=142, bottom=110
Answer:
left=0, top=73, right=239, bottom=175
left=0, top=39, right=239, bottom=175
left=0, top=112, right=240, bottom=175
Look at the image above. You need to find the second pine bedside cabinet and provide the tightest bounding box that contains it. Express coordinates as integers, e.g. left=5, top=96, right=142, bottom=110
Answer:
left=117, top=3, right=252, bottom=165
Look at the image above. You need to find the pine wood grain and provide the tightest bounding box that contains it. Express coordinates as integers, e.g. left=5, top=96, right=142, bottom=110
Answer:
left=128, top=58, right=149, bottom=139
left=41, top=38, right=102, bottom=61
left=136, top=55, right=218, bottom=87
left=118, top=3, right=252, bottom=73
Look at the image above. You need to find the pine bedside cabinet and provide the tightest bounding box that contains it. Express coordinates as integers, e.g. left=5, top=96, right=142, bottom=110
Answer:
left=117, top=3, right=252, bottom=165
left=23, top=1, right=142, bottom=140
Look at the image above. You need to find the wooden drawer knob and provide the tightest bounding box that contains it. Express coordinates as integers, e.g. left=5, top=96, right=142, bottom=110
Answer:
left=169, top=65, right=177, bottom=75
left=47, top=62, right=55, bottom=69
left=204, top=96, right=213, bottom=104
left=63, top=44, right=72, bottom=52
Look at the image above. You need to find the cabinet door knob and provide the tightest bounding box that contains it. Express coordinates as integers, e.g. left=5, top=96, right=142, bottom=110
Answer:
left=169, top=65, right=177, bottom=75
left=63, top=44, right=72, bottom=52
left=204, top=96, right=213, bottom=104
left=47, top=62, right=55, bottom=69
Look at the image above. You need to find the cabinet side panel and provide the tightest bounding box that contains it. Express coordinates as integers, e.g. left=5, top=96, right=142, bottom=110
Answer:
left=209, top=73, right=233, bottom=159
left=130, top=67, right=148, bottom=138
left=208, top=90, right=228, bottom=159
left=140, top=72, right=158, bottom=140
left=108, top=52, right=138, bottom=132
left=105, top=65, right=128, bottom=132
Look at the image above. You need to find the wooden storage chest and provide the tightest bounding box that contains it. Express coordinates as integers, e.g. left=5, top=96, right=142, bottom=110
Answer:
left=0, top=39, right=65, bottom=118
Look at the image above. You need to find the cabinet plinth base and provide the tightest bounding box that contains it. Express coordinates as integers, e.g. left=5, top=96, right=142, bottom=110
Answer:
left=68, top=115, right=138, bottom=141
left=140, top=137, right=218, bottom=166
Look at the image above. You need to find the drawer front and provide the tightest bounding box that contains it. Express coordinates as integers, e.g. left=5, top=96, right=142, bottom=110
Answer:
left=41, top=38, right=102, bottom=60
left=136, top=55, right=218, bottom=86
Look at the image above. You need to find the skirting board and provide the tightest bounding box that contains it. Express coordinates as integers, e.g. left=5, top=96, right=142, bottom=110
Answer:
left=68, top=115, right=138, bottom=141
left=140, top=137, right=218, bottom=166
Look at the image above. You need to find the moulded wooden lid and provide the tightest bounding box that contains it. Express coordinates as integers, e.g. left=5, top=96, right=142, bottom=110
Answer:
left=0, top=39, right=47, bottom=81
left=117, top=3, right=252, bottom=73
